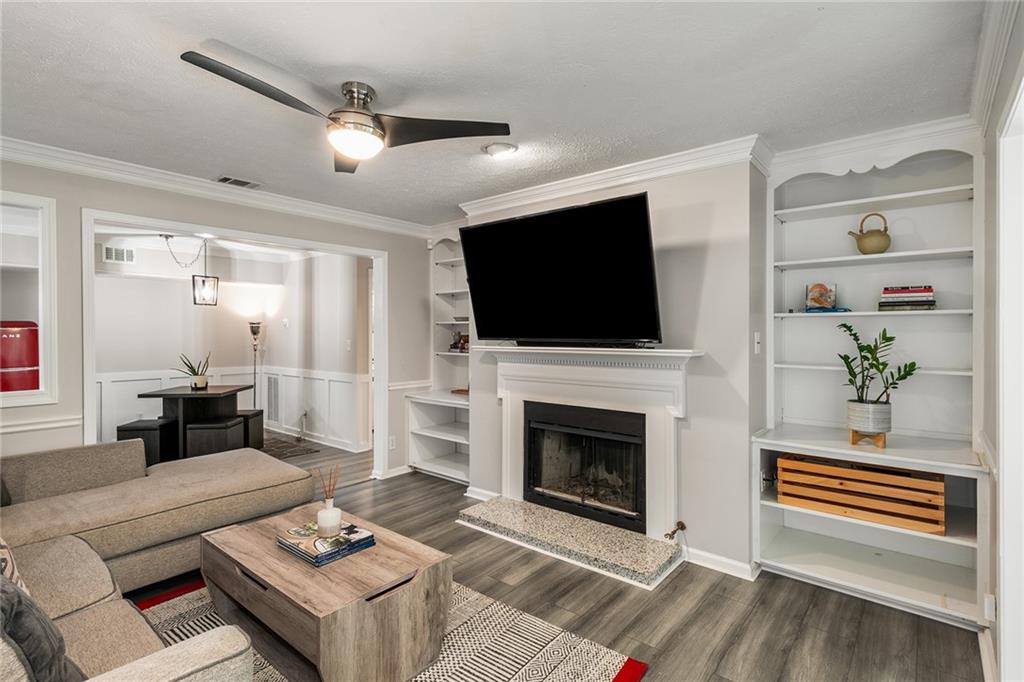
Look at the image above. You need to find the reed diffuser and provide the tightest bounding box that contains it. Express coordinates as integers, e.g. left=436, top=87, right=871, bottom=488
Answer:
left=314, top=465, right=342, bottom=538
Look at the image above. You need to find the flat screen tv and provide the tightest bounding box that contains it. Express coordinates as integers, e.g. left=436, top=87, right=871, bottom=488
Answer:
left=460, top=192, right=661, bottom=346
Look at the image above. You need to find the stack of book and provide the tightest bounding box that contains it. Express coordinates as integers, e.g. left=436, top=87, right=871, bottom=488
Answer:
left=878, top=285, right=936, bottom=311
left=276, top=522, right=375, bottom=567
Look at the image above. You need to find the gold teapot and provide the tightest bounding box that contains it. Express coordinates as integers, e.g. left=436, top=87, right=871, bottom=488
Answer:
left=849, top=212, right=891, bottom=255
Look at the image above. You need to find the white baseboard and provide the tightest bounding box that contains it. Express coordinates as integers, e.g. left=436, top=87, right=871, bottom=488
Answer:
left=371, top=465, right=412, bottom=480
left=683, top=546, right=758, bottom=581
left=464, top=487, right=500, bottom=502
left=264, top=424, right=368, bottom=453
left=978, top=628, right=998, bottom=682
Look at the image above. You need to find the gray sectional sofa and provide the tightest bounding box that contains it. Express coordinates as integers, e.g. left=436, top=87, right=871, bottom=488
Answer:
left=0, top=440, right=314, bottom=679
left=1, top=440, right=313, bottom=591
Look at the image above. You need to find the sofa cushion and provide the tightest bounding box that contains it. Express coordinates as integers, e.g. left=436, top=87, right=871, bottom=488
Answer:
left=0, top=441, right=146, bottom=506
left=1, top=449, right=312, bottom=558
left=56, top=599, right=164, bottom=678
left=0, top=576, right=86, bottom=682
left=13, top=536, right=119, bottom=620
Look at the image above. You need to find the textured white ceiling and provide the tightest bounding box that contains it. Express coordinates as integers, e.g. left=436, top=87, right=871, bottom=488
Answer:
left=0, top=2, right=983, bottom=224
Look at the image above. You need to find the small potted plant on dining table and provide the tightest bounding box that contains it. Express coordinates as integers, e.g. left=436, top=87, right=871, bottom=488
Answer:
left=174, top=352, right=211, bottom=390
left=837, top=323, right=918, bottom=448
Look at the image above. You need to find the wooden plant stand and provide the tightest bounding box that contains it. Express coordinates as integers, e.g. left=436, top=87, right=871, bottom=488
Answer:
left=849, top=429, right=886, bottom=448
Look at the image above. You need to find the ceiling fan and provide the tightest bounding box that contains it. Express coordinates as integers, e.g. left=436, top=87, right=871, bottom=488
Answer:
left=180, top=51, right=511, bottom=173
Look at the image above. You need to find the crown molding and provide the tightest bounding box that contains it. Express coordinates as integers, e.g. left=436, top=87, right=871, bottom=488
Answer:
left=769, top=114, right=982, bottom=187
left=0, top=137, right=431, bottom=238
left=459, top=134, right=767, bottom=218
left=970, top=0, right=1021, bottom=134
left=429, top=217, right=468, bottom=243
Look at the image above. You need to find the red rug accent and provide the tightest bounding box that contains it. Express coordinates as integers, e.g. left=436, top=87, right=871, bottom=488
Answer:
left=134, top=577, right=207, bottom=610
left=613, top=657, right=649, bottom=682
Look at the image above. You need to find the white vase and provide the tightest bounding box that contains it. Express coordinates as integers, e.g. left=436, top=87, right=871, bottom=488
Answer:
left=847, top=400, right=892, bottom=434
left=191, top=375, right=208, bottom=390
left=317, top=500, right=342, bottom=538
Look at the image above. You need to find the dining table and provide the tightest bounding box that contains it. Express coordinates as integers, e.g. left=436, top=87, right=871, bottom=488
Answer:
left=137, top=384, right=252, bottom=459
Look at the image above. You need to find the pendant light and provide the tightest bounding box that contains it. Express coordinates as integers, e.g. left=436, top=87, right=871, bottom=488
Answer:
left=192, top=239, right=219, bottom=306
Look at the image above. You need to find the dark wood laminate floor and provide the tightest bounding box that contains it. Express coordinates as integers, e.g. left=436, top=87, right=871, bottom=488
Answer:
left=329, top=473, right=983, bottom=682
left=261, top=430, right=374, bottom=491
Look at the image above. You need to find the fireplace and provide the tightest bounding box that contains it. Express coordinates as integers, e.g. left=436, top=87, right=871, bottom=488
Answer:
left=523, top=401, right=645, bottom=533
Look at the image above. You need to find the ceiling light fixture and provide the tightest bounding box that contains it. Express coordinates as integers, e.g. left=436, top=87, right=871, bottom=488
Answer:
left=483, top=142, right=518, bottom=159
left=327, top=119, right=385, bottom=160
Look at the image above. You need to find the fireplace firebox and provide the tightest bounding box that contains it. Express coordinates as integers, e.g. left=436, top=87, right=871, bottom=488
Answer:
left=523, top=401, right=645, bottom=533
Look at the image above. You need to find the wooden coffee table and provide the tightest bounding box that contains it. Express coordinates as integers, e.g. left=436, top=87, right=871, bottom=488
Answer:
left=201, top=503, right=452, bottom=682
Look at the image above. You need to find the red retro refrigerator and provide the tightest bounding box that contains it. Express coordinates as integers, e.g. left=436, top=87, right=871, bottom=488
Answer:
left=0, top=321, right=40, bottom=392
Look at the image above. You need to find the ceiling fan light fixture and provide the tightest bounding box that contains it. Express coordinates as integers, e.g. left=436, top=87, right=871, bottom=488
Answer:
left=327, top=121, right=385, bottom=160
left=483, top=142, right=518, bottom=159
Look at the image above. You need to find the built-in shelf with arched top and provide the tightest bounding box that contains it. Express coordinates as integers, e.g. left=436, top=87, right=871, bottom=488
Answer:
left=754, top=137, right=989, bottom=629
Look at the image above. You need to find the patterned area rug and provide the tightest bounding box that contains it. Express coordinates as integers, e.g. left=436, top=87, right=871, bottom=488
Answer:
left=140, top=581, right=647, bottom=681
left=260, top=434, right=319, bottom=459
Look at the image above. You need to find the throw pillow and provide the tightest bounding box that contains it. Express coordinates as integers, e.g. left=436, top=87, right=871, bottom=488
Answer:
left=0, top=576, right=85, bottom=682
left=0, top=538, right=28, bottom=594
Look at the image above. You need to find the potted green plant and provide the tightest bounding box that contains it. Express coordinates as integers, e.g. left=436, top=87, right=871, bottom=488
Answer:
left=174, top=353, right=210, bottom=390
left=837, top=323, right=918, bottom=446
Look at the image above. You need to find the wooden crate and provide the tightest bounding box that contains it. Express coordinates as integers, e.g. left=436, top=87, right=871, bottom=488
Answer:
left=776, top=455, right=946, bottom=535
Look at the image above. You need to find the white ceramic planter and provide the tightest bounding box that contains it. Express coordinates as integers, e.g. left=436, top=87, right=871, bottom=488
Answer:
left=847, top=400, right=892, bottom=434
left=191, top=375, right=209, bottom=390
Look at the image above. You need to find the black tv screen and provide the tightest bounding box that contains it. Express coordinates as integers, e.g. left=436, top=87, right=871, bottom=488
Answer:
left=460, top=192, right=661, bottom=345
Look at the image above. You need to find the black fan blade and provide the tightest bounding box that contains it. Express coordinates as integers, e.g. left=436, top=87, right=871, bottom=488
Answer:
left=376, top=114, right=510, bottom=148
left=334, top=153, right=359, bottom=173
left=181, top=51, right=330, bottom=121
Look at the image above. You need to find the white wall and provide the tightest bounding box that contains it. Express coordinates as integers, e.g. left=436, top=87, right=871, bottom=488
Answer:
left=467, top=161, right=766, bottom=565
left=982, top=6, right=1024, bottom=675
left=0, top=161, right=431, bottom=471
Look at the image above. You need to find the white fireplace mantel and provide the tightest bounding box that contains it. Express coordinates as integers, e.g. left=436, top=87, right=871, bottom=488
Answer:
left=475, top=345, right=704, bottom=541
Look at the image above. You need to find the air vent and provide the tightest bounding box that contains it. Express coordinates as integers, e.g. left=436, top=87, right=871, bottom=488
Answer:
left=102, top=245, right=135, bottom=264
left=267, top=375, right=279, bottom=423
left=215, top=176, right=262, bottom=190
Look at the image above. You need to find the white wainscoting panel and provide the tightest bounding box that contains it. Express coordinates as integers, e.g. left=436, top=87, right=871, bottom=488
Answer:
left=97, top=365, right=370, bottom=452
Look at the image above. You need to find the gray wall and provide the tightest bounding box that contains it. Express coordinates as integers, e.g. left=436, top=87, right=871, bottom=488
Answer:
left=0, top=161, right=430, bottom=468
left=468, top=160, right=767, bottom=565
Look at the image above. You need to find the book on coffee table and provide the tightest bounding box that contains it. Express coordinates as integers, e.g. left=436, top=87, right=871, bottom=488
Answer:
left=276, top=522, right=375, bottom=567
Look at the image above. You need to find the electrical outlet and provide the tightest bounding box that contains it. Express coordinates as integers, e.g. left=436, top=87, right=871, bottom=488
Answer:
left=388, top=435, right=397, bottom=450
left=346, top=339, right=352, bottom=351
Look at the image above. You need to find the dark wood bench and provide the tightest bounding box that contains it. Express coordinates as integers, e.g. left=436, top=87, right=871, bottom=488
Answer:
left=186, top=416, right=245, bottom=457
left=237, top=409, right=264, bottom=449
left=116, top=418, right=178, bottom=465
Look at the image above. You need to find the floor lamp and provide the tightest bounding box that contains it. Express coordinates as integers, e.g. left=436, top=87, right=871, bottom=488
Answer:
left=248, top=321, right=262, bottom=408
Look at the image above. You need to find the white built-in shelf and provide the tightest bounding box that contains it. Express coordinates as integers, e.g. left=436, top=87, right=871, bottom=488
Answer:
left=774, top=247, right=974, bottom=271
left=774, top=184, right=974, bottom=223
left=436, top=352, right=469, bottom=358
left=407, top=389, right=469, bottom=409
left=411, top=421, right=470, bottom=446
left=434, top=257, right=465, bottom=267
left=753, top=424, right=981, bottom=477
left=774, top=309, right=973, bottom=319
left=773, top=362, right=972, bottom=377
left=435, top=289, right=469, bottom=296
left=411, top=451, right=469, bottom=483
left=436, top=321, right=470, bottom=327
left=760, top=490, right=977, bottom=547
left=760, top=527, right=976, bottom=621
